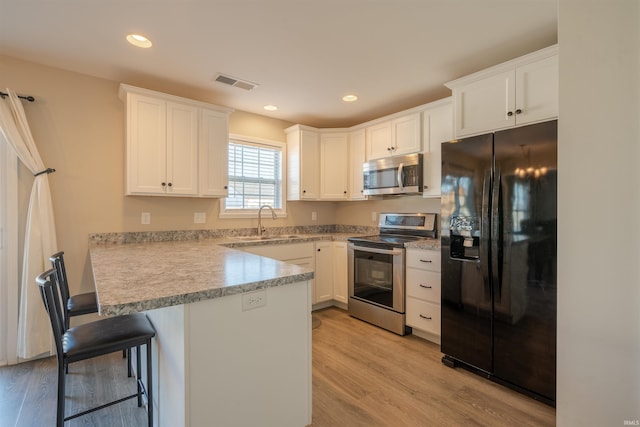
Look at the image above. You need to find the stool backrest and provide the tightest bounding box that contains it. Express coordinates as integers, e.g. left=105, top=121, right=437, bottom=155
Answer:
left=36, top=269, right=65, bottom=361
left=49, top=252, right=70, bottom=305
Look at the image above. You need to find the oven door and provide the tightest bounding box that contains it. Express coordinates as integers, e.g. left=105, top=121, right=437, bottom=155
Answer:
left=348, top=243, right=405, bottom=313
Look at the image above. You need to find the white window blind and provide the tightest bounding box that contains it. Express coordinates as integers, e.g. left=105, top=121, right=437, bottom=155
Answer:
left=226, top=140, right=283, bottom=209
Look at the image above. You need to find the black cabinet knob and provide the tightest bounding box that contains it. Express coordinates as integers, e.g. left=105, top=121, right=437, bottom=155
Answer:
left=161, top=182, right=166, bottom=187
left=507, top=111, right=514, bottom=117
left=224, top=185, right=228, bottom=190
left=167, top=182, right=172, bottom=187
left=344, top=191, right=347, bottom=194
left=515, top=109, right=522, bottom=114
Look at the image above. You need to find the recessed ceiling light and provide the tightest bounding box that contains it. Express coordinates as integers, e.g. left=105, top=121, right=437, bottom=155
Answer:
left=342, top=94, right=358, bottom=102
left=126, top=34, right=152, bottom=48
left=263, top=105, right=278, bottom=111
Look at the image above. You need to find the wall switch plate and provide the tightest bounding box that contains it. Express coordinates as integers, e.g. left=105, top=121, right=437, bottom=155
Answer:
left=141, top=212, right=151, bottom=225
left=241, top=290, right=267, bottom=311
left=311, top=211, right=317, bottom=221
left=194, top=212, right=206, bottom=224
left=371, top=211, right=377, bottom=222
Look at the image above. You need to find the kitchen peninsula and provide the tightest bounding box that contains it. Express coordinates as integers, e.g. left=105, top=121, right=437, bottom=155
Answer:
left=89, top=235, right=314, bottom=427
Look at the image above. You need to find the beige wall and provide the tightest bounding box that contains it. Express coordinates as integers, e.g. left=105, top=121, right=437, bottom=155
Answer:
left=557, top=0, right=640, bottom=424
left=1, top=55, right=433, bottom=298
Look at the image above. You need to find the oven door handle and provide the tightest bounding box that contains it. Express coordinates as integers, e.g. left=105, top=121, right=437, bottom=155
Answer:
left=348, top=243, right=403, bottom=256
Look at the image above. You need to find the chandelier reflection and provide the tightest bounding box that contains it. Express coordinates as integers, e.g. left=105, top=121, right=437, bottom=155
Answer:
left=515, top=144, right=548, bottom=178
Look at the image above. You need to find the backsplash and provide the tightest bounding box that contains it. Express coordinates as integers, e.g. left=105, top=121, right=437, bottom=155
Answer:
left=89, top=224, right=378, bottom=245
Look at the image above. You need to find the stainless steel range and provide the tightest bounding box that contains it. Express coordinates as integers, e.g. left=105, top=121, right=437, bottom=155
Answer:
left=348, top=213, right=437, bottom=335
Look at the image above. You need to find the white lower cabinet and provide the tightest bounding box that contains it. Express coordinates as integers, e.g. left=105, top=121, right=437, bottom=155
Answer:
left=405, top=248, right=442, bottom=343
left=239, top=241, right=348, bottom=307
left=332, top=242, right=348, bottom=304
left=314, top=241, right=334, bottom=303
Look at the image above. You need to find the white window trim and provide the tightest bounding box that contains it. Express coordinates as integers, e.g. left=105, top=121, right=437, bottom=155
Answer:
left=219, top=134, right=288, bottom=219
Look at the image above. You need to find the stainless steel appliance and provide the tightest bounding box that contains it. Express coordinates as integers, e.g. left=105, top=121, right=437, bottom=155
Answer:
left=363, top=153, right=423, bottom=196
left=348, top=212, right=437, bottom=335
left=440, top=120, right=557, bottom=405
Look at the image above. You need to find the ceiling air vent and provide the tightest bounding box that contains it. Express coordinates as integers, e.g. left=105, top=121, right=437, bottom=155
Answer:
left=214, top=73, right=258, bottom=91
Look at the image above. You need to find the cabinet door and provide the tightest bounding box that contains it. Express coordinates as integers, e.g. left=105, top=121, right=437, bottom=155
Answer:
left=314, top=242, right=333, bottom=303
left=165, top=102, right=199, bottom=195
left=300, top=130, right=320, bottom=200
left=126, top=93, right=167, bottom=195
left=454, top=70, right=516, bottom=137
left=199, top=109, right=229, bottom=197
left=515, top=55, right=558, bottom=125
left=348, top=129, right=366, bottom=200
left=332, top=242, right=348, bottom=304
left=320, top=133, right=348, bottom=200
left=422, top=101, right=452, bottom=198
left=391, top=113, right=421, bottom=155
left=365, top=121, right=392, bottom=160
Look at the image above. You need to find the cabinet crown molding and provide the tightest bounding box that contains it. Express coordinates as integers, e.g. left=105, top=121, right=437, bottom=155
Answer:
left=445, top=44, right=558, bottom=89
left=119, top=83, right=234, bottom=115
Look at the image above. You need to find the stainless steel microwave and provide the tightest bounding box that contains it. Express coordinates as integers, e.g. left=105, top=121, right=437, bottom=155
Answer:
left=363, top=153, right=423, bottom=196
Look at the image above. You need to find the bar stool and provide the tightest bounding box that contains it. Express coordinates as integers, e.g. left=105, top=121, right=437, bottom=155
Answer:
left=50, top=251, right=128, bottom=368
left=49, top=252, right=98, bottom=330
left=36, top=269, right=156, bottom=427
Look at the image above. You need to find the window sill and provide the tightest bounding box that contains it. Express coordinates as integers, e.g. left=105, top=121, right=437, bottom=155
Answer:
left=219, top=209, right=288, bottom=219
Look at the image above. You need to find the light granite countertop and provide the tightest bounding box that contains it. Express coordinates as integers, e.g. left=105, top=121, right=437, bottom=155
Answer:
left=89, top=227, right=440, bottom=316
left=90, top=239, right=315, bottom=316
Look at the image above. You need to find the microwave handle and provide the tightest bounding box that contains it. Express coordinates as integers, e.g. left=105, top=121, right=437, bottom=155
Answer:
left=397, top=162, right=404, bottom=191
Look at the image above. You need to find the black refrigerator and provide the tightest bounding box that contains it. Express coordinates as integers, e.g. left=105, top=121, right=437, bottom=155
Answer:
left=440, top=120, right=557, bottom=404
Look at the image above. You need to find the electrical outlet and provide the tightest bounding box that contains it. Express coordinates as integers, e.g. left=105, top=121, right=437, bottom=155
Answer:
left=141, top=212, right=151, bottom=225
left=194, top=212, right=206, bottom=224
left=241, top=290, right=267, bottom=311
left=371, top=211, right=377, bottom=222
left=311, top=211, right=317, bottom=221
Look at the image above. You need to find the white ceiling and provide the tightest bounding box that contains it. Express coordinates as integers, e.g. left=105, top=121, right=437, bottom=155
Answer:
left=0, top=0, right=557, bottom=128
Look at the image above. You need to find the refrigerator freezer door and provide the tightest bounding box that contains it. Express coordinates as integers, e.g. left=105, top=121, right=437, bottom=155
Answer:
left=492, top=120, right=557, bottom=401
left=440, top=133, right=493, bottom=373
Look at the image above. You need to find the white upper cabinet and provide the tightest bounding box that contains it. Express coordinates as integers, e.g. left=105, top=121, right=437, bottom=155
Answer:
left=366, top=112, right=421, bottom=160
left=320, top=132, right=349, bottom=200
left=120, top=84, right=232, bottom=198
left=348, top=129, right=366, bottom=200
left=286, top=125, right=320, bottom=200
left=199, top=108, right=230, bottom=197
left=421, top=98, right=453, bottom=198
left=446, top=45, right=558, bottom=138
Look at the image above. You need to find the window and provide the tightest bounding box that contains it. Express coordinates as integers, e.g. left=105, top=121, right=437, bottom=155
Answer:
left=221, top=136, right=286, bottom=218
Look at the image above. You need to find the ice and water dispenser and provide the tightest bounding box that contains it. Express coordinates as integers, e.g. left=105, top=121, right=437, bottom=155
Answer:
left=449, top=216, right=480, bottom=260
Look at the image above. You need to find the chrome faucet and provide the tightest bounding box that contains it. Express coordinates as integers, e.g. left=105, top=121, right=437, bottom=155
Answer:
left=257, top=205, right=277, bottom=236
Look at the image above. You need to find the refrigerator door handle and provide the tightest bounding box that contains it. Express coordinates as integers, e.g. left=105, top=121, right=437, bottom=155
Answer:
left=491, top=167, right=502, bottom=301
left=481, top=169, right=491, bottom=290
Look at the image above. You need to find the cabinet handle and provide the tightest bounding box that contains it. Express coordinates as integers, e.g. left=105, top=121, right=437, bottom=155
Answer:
left=419, top=314, right=432, bottom=320
left=515, top=109, right=522, bottom=114
left=419, top=259, right=432, bottom=263
left=507, top=111, right=514, bottom=117
left=419, top=284, right=432, bottom=289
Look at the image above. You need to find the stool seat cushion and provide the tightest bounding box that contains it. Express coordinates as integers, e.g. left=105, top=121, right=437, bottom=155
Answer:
left=67, top=292, right=98, bottom=316
left=63, top=313, right=156, bottom=363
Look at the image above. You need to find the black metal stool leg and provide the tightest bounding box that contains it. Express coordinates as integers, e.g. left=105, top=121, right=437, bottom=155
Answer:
left=146, top=340, right=153, bottom=427
left=128, top=347, right=132, bottom=377
left=57, top=358, right=65, bottom=427
left=136, top=345, right=142, bottom=407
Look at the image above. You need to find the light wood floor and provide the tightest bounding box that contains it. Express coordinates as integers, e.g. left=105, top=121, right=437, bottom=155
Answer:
left=0, top=307, right=555, bottom=426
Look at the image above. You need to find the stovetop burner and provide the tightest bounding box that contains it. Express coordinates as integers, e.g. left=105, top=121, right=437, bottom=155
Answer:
left=347, top=213, right=437, bottom=249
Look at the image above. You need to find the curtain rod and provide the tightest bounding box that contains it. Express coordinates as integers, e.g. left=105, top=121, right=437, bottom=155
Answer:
left=0, top=91, right=35, bottom=102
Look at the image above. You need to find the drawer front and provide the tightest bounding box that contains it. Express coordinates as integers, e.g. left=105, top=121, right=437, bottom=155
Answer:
left=406, top=268, right=441, bottom=303
left=406, top=249, right=441, bottom=272
left=406, top=298, right=441, bottom=336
